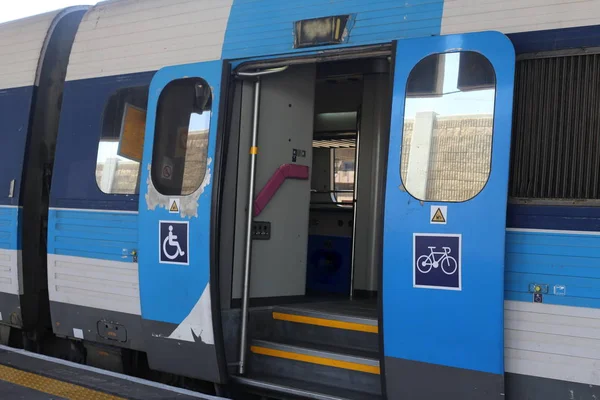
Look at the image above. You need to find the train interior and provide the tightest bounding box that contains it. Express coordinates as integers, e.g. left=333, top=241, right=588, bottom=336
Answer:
left=221, top=55, right=390, bottom=398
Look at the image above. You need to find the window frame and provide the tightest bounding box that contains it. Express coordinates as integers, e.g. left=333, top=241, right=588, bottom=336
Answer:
left=330, top=147, right=356, bottom=207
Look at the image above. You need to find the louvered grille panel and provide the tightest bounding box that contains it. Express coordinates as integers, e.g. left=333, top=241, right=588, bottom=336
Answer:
left=510, top=54, right=600, bottom=199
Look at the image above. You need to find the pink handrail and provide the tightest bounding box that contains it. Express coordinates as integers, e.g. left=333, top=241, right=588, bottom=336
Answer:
left=253, top=164, right=309, bottom=217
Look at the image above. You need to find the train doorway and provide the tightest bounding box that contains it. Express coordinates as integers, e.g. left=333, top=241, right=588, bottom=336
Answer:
left=219, top=51, right=391, bottom=399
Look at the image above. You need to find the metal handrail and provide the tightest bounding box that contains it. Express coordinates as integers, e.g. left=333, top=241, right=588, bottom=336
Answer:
left=237, top=66, right=288, bottom=375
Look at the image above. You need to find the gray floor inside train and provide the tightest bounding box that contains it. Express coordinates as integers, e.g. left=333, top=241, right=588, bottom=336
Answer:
left=0, top=345, right=223, bottom=400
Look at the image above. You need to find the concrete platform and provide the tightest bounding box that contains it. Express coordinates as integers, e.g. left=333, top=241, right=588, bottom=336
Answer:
left=0, top=344, right=228, bottom=400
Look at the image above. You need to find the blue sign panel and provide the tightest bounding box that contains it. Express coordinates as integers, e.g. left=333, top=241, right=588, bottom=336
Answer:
left=159, top=221, right=189, bottom=265
left=414, top=234, right=461, bottom=290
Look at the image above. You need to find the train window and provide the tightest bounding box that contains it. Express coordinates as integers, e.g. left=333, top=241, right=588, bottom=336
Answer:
left=331, top=148, right=355, bottom=204
left=151, top=78, right=211, bottom=196
left=96, top=85, right=149, bottom=195
left=400, top=51, right=496, bottom=202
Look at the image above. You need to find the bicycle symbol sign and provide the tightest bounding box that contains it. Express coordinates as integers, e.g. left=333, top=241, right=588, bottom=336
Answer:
left=159, top=221, right=189, bottom=265
left=414, top=233, right=461, bottom=290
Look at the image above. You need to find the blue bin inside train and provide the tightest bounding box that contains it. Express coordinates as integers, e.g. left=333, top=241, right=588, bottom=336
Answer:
left=306, top=234, right=352, bottom=295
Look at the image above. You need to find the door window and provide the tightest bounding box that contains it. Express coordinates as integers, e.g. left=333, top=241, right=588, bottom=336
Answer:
left=151, top=78, right=212, bottom=196
left=400, top=52, right=496, bottom=202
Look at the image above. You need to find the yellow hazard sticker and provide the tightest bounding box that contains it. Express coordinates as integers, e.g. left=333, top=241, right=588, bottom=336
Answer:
left=169, top=198, right=180, bottom=213
left=430, top=206, right=447, bottom=224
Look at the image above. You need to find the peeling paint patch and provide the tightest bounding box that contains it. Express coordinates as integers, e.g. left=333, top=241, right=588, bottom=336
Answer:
left=145, top=158, right=212, bottom=218
left=166, top=283, right=214, bottom=345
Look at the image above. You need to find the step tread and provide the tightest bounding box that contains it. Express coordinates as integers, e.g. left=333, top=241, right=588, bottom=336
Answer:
left=251, top=339, right=379, bottom=367
left=273, top=301, right=378, bottom=327
left=252, top=339, right=379, bottom=366
left=232, top=374, right=383, bottom=400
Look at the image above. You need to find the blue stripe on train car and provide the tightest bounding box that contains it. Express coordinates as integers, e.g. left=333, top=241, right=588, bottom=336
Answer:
left=508, top=24, right=600, bottom=54
left=508, top=203, right=600, bottom=232
left=50, top=72, right=154, bottom=212
left=0, top=86, right=35, bottom=208
left=506, top=228, right=600, bottom=309
left=0, top=207, right=21, bottom=251
left=223, top=0, right=444, bottom=59
left=47, top=208, right=138, bottom=262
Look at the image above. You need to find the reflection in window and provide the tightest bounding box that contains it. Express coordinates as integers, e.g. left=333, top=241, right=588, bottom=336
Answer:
left=332, top=148, right=355, bottom=204
left=401, top=52, right=496, bottom=202
left=151, top=78, right=211, bottom=196
left=96, top=86, right=149, bottom=195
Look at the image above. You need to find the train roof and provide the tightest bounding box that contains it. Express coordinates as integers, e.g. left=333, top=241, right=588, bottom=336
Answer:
left=66, top=0, right=233, bottom=82
left=0, top=7, right=87, bottom=90
left=6, top=0, right=596, bottom=85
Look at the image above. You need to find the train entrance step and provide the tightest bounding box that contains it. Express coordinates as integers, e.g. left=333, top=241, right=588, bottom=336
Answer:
left=0, top=344, right=227, bottom=400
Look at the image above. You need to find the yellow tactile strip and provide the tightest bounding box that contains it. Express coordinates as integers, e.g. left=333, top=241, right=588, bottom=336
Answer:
left=250, top=345, right=381, bottom=375
left=272, top=311, right=379, bottom=334
left=0, top=364, right=125, bottom=400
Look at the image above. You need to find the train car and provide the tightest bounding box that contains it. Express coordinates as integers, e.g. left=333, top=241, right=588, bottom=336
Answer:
left=1, top=0, right=600, bottom=399
left=0, top=7, right=87, bottom=344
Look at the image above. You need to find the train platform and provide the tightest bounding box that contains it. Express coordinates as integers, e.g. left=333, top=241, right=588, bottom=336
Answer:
left=0, top=344, right=228, bottom=400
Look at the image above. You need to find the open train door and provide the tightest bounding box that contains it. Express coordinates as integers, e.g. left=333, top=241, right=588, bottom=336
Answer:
left=382, top=32, right=515, bottom=398
left=137, top=60, right=225, bottom=383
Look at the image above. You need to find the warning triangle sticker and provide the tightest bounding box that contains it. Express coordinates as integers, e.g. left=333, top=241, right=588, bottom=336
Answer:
left=170, top=200, right=179, bottom=213
left=431, top=208, right=446, bottom=223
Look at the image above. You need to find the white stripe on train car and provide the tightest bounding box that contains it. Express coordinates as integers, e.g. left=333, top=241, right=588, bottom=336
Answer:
left=47, top=254, right=141, bottom=315
left=504, top=300, right=600, bottom=386
left=0, top=250, right=23, bottom=295
left=442, top=0, right=600, bottom=35
left=507, top=227, right=600, bottom=236
left=66, top=0, right=234, bottom=82
left=0, top=10, right=63, bottom=90
left=49, top=207, right=138, bottom=214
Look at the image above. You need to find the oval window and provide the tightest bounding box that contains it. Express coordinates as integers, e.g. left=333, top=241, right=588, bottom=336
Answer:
left=400, top=51, right=496, bottom=202
left=151, top=78, right=212, bottom=196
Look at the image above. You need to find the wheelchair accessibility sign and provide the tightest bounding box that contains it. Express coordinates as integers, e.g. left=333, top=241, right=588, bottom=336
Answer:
left=414, top=233, right=461, bottom=290
left=159, top=221, right=189, bottom=265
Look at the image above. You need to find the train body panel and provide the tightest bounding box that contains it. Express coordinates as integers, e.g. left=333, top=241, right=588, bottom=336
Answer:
left=0, top=12, right=56, bottom=324
left=0, top=8, right=87, bottom=331
left=1, top=0, right=600, bottom=398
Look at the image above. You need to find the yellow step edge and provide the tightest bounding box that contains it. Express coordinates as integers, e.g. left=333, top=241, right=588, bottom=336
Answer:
left=250, top=345, right=380, bottom=375
left=0, top=364, right=124, bottom=400
left=272, top=311, right=379, bottom=334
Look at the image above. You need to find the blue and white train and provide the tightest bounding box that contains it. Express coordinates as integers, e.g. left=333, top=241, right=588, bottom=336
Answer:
left=1, top=1, right=599, bottom=399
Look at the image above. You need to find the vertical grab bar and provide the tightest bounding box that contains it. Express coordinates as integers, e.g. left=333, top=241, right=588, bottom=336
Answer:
left=238, top=78, right=261, bottom=375
left=236, top=65, right=289, bottom=375
left=349, top=111, right=361, bottom=300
